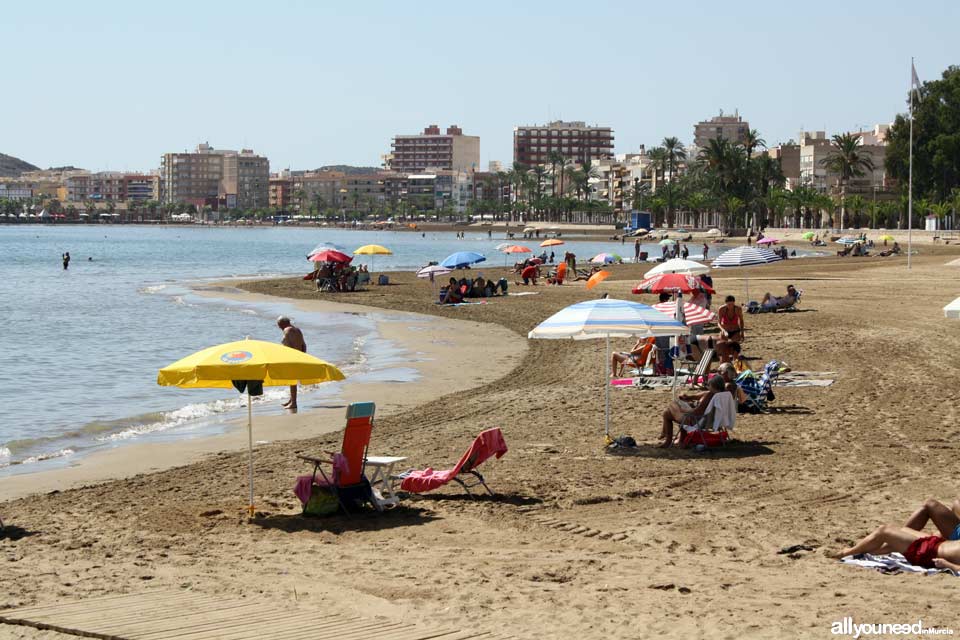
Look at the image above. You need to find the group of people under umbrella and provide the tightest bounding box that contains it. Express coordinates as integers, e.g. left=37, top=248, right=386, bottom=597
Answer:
left=306, top=243, right=392, bottom=291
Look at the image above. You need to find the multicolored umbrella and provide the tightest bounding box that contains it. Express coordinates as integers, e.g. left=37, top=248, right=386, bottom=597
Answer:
left=633, top=273, right=715, bottom=295
left=528, top=299, right=688, bottom=437
left=653, top=300, right=716, bottom=326
left=590, top=253, right=619, bottom=264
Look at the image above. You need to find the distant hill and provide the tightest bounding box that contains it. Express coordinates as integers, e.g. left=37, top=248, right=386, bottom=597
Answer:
left=0, top=153, right=40, bottom=178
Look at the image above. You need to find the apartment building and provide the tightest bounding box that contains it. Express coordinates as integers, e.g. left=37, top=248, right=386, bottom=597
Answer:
left=693, top=111, right=750, bottom=148
left=766, top=143, right=802, bottom=189
left=269, top=174, right=293, bottom=209
left=513, top=121, right=614, bottom=167
left=388, top=124, right=480, bottom=173
left=292, top=170, right=345, bottom=211
left=0, top=182, right=32, bottom=200
left=160, top=143, right=268, bottom=209
left=798, top=130, right=887, bottom=193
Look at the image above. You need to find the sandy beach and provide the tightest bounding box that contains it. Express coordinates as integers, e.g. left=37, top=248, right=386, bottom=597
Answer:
left=3, top=244, right=960, bottom=639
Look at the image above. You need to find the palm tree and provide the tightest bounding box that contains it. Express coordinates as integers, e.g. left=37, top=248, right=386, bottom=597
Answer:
left=819, top=133, right=876, bottom=229
left=547, top=151, right=564, bottom=199
left=661, top=137, right=686, bottom=183
left=846, top=195, right=866, bottom=228
left=744, top=129, right=766, bottom=157
left=530, top=165, right=548, bottom=214
left=929, top=202, right=951, bottom=230
left=647, top=147, right=668, bottom=191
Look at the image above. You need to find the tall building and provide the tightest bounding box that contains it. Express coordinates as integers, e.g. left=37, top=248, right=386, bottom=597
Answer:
left=693, top=111, right=750, bottom=148
left=292, top=170, right=345, bottom=212
left=160, top=143, right=269, bottom=209
left=797, top=130, right=887, bottom=193
left=388, top=124, right=480, bottom=173
left=513, top=121, right=614, bottom=167
left=766, top=143, right=802, bottom=189
left=64, top=172, right=158, bottom=202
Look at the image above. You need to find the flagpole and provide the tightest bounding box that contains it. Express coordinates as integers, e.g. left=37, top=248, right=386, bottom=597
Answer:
left=907, top=56, right=914, bottom=270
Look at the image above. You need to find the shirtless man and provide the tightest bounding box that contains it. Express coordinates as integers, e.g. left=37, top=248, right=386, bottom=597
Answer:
left=839, top=524, right=960, bottom=571
left=277, top=315, right=306, bottom=409
left=761, top=285, right=798, bottom=311
left=904, top=498, right=960, bottom=541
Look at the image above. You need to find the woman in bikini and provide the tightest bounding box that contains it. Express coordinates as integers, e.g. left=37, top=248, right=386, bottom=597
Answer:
left=716, top=295, right=745, bottom=363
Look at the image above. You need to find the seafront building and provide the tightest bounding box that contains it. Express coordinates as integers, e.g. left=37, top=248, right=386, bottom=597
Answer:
left=513, top=121, right=614, bottom=167
left=62, top=172, right=159, bottom=203
left=693, top=111, right=750, bottom=148
left=387, top=124, right=480, bottom=174
left=160, top=143, right=269, bottom=209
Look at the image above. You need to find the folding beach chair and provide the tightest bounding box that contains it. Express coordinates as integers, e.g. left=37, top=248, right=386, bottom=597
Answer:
left=398, top=428, right=508, bottom=499
left=679, top=348, right=715, bottom=389
left=296, top=402, right=380, bottom=515
left=678, top=391, right=735, bottom=448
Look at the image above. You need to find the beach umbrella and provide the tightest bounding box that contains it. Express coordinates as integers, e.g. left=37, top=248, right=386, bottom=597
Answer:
left=308, top=242, right=347, bottom=255
left=659, top=238, right=676, bottom=246
left=633, top=273, right=715, bottom=295
left=540, top=238, right=564, bottom=247
left=706, top=228, right=722, bottom=236
left=590, top=253, right=617, bottom=264
left=644, top=258, right=710, bottom=278
left=528, top=299, right=688, bottom=436
left=157, top=338, right=345, bottom=516
left=501, top=245, right=532, bottom=254
left=523, top=226, right=537, bottom=233
left=711, top=246, right=782, bottom=301
left=879, top=234, right=895, bottom=242
left=653, top=300, right=716, bottom=326
left=417, top=264, right=452, bottom=279
left=309, top=249, right=352, bottom=263
left=756, top=237, right=779, bottom=245
left=633, top=228, right=648, bottom=234
left=353, top=244, right=392, bottom=272
left=585, top=270, right=610, bottom=290
left=836, top=237, right=859, bottom=246
left=801, top=232, right=816, bottom=240
left=945, top=296, right=960, bottom=319
left=440, top=251, right=486, bottom=268
left=495, top=242, right=513, bottom=251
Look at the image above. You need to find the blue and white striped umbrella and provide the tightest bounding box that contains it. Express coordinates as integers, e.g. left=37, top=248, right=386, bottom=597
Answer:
left=528, top=298, right=689, bottom=340
left=529, top=298, right=688, bottom=437
left=711, top=246, right=782, bottom=268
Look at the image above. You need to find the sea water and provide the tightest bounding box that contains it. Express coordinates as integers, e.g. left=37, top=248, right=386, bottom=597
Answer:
left=0, top=224, right=819, bottom=475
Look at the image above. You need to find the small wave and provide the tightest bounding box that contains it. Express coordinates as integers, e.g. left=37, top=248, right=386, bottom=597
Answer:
left=4, top=448, right=75, bottom=468
left=98, top=397, right=242, bottom=441
left=0, top=446, right=10, bottom=459
left=140, top=284, right=168, bottom=294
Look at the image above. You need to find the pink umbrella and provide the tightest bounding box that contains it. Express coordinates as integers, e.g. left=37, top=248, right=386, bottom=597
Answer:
left=653, top=301, right=716, bottom=326
left=756, top=237, right=779, bottom=245
left=309, top=249, right=352, bottom=263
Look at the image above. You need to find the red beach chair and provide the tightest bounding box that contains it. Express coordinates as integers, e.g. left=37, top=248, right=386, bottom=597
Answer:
left=398, top=428, right=508, bottom=498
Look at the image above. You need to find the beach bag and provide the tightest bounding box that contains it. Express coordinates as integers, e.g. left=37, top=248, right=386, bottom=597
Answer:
left=303, top=485, right=339, bottom=517
left=378, top=274, right=389, bottom=286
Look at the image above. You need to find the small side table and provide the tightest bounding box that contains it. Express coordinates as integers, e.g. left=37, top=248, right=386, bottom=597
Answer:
left=365, top=456, right=407, bottom=509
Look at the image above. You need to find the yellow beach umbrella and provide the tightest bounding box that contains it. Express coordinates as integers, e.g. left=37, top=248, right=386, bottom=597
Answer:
left=158, top=338, right=345, bottom=516
left=540, top=238, right=564, bottom=247
left=353, top=244, right=392, bottom=272
left=879, top=234, right=895, bottom=242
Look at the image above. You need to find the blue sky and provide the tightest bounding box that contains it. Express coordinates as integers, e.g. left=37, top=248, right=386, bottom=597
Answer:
left=2, top=0, right=956, bottom=172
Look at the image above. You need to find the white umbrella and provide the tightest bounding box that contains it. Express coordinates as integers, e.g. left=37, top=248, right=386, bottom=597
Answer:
left=528, top=298, right=688, bottom=437
left=706, top=228, right=722, bottom=236
left=945, top=296, right=960, bottom=319
left=644, top=258, right=710, bottom=278
left=711, top=246, right=782, bottom=301
left=416, top=264, right=452, bottom=279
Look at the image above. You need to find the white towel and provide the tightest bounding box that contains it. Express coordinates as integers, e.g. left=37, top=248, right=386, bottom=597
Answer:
left=841, top=553, right=959, bottom=577
left=706, top=391, right=736, bottom=431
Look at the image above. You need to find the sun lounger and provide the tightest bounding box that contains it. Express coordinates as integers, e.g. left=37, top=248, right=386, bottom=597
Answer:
left=295, top=402, right=381, bottom=515
left=397, top=428, right=508, bottom=498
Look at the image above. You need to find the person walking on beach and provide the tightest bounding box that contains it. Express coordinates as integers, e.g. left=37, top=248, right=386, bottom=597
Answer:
left=62, top=252, right=70, bottom=270
left=277, top=315, right=306, bottom=410
left=702, top=243, right=709, bottom=260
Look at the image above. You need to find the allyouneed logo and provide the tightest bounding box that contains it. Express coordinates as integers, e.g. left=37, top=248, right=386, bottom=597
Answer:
left=831, top=617, right=954, bottom=638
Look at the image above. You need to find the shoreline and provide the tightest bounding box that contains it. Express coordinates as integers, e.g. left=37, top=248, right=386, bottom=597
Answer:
left=0, top=287, right=524, bottom=502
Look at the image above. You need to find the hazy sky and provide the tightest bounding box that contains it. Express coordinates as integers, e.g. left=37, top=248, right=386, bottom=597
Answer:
left=2, top=0, right=956, bottom=172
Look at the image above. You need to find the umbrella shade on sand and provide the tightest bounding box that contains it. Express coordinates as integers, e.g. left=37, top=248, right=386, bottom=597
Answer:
left=633, top=273, right=715, bottom=295
left=440, top=251, right=486, bottom=268
left=158, top=339, right=345, bottom=516
left=540, top=238, right=564, bottom=247
left=644, top=258, right=710, bottom=278
left=529, top=299, right=687, bottom=437
left=945, top=296, right=960, bottom=319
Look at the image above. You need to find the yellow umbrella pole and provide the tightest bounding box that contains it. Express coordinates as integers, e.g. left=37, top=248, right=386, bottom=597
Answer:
left=247, top=389, right=254, bottom=517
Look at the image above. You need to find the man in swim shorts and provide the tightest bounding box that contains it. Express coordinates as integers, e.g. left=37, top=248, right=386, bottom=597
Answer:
left=839, top=524, right=960, bottom=571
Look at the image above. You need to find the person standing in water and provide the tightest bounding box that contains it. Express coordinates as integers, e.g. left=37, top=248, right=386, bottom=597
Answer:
left=277, top=315, right=306, bottom=409
left=62, top=252, right=70, bottom=270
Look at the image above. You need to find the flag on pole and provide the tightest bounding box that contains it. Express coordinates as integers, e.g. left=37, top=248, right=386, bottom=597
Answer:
left=911, top=61, right=922, bottom=103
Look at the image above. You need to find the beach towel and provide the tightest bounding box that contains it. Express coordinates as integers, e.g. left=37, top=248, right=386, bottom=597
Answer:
left=611, top=377, right=676, bottom=388
left=293, top=453, right=350, bottom=506
left=705, top=391, right=736, bottom=431
left=435, top=300, right=489, bottom=307
left=777, top=379, right=834, bottom=387
left=508, top=292, right=541, bottom=296
left=400, top=428, right=507, bottom=493
left=841, top=553, right=959, bottom=577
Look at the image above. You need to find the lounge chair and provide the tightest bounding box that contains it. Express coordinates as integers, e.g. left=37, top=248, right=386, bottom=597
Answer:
left=397, top=428, right=508, bottom=498
left=295, top=402, right=381, bottom=515
left=678, top=348, right=715, bottom=389
left=748, top=289, right=803, bottom=314
left=678, top=390, right=735, bottom=448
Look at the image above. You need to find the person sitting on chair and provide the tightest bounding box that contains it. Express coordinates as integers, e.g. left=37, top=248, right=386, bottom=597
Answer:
left=611, top=337, right=656, bottom=377
left=761, top=285, right=799, bottom=311
left=659, top=376, right=725, bottom=448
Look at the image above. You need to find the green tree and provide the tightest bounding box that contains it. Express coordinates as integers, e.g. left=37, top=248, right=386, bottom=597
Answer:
left=819, top=132, right=876, bottom=229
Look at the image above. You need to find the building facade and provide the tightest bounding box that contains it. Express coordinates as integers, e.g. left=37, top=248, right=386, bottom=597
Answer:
left=160, top=143, right=269, bottom=209
left=693, top=112, right=750, bottom=148
left=388, top=124, right=480, bottom=173
left=513, top=121, right=614, bottom=167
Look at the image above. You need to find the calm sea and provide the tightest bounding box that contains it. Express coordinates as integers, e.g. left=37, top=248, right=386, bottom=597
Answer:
left=0, top=224, right=805, bottom=475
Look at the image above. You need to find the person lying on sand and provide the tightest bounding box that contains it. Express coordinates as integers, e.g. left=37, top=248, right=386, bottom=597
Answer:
left=904, top=498, right=960, bottom=541
left=838, top=524, right=960, bottom=571
left=761, top=285, right=799, bottom=311
left=659, top=376, right=725, bottom=448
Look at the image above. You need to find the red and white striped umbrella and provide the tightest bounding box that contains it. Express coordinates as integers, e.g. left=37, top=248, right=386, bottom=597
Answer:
left=653, top=301, right=716, bottom=326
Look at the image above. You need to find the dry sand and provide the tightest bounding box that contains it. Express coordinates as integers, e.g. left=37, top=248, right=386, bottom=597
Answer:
left=2, top=245, right=960, bottom=639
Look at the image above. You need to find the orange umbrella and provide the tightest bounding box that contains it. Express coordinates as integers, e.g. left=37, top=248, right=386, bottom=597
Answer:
left=540, top=238, right=564, bottom=247
left=585, top=270, right=610, bottom=290
left=502, top=245, right=532, bottom=254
